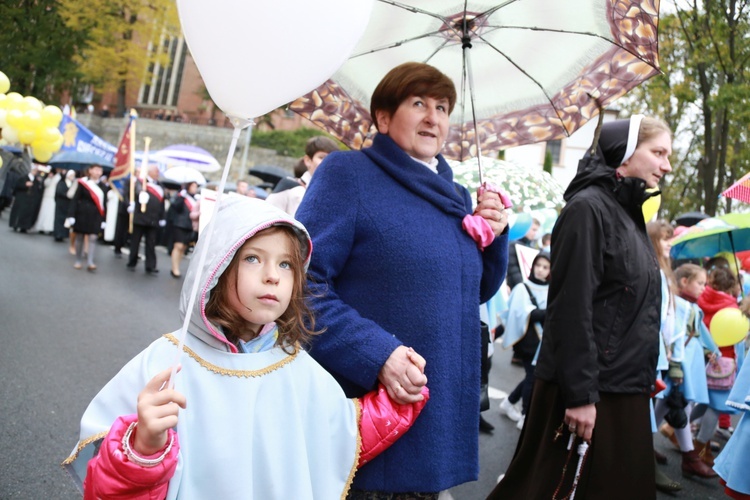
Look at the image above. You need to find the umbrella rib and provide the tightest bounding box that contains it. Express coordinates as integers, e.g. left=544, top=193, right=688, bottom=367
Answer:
left=478, top=34, right=567, bottom=134
left=375, top=0, right=450, bottom=23
left=350, top=30, right=450, bottom=59
left=481, top=25, right=660, bottom=69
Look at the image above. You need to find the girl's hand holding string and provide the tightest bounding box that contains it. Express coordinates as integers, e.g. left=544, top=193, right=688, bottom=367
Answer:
left=134, top=366, right=187, bottom=456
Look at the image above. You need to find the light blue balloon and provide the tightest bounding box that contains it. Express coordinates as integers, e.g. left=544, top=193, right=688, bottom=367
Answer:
left=509, top=213, right=533, bottom=241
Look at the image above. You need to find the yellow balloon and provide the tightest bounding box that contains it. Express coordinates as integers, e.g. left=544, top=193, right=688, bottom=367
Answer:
left=5, top=92, right=24, bottom=110
left=5, top=109, right=23, bottom=128
left=40, top=126, right=62, bottom=144
left=710, top=308, right=749, bottom=347
left=31, top=139, right=50, bottom=153
left=49, top=134, right=63, bottom=151
left=22, top=96, right=43, bottom=112
left=21, top=110, right=42, bottom=131
left=0, top=109, right=6, bottom=128
left=0, top=155, right=3, bottom=169
left=18, top=128, right=37, bottom=145
left=0, top=93, right=7, bottom=110
left=41, top=105, right=63, bottom=128
left=33, top=148, right=53, bottom=163
left=642, top=190, right=661, bottom=222
left=0, top=71, right=9, bottom=94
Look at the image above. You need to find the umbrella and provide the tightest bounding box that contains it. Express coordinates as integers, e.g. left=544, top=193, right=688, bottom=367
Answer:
left=670, top=213, right=750, bottom=260
left=722, top=172, right=750, bottom=204
left=674, top=211, right=709, bottom=227
left=152, top=144, right=221, bottom=173
left=290, top=0, right=661, bottom=163
left=449, top=156, right=564, bottom=212
left=162, top=166, right=207, bottom=186
left=248, top=165, right=291, bottom=187
left=48, top=151, right=114, bottom=171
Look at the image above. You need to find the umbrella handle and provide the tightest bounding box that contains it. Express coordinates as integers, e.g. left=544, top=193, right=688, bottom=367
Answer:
left=478, top=182, right=513, bottom=209
left=587, top=94, right=605, bottom=156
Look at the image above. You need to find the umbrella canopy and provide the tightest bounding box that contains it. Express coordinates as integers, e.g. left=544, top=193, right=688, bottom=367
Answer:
left=670, top=213, right=750, bottom=260
left=449, top=156, right=564, bottom=212
left=248, top=165, right=292, bottom=187
left=291, top=0, right=661, bottom=160
left=162, top=166, right=207, bottom=186
left=152, top=144, right=221, bottom=173
left=48, top=151, right=114, bottom=171
left=722, top=172, right=750, bottom=204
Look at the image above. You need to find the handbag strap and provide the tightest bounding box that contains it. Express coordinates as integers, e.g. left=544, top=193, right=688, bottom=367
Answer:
left=523, top=283, right=539, bottom=309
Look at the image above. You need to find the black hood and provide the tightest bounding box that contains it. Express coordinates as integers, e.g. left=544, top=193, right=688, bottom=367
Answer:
left=563, top=118, right=655, bottom=222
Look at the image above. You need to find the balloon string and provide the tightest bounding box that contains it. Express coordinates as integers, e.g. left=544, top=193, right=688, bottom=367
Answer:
left=167, top=122, right=250, bottom=388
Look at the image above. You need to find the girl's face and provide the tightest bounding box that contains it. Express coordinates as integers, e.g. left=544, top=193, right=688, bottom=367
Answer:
left=659, top=236, right=672, bottom=260
left=681, top=272, right=707, bottom=298
left=533, top=258, right=551, bottom=281
left=227, top=230, right=295, bottom=341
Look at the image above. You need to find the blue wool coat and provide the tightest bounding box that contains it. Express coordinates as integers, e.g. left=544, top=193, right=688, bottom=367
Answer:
left=296, top=134, right=508, bottom=492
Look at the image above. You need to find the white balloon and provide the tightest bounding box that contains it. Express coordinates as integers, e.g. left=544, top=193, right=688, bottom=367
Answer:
left=176, top=0, right=374, bottom=121
left=2, top=125, right=19, bottom=144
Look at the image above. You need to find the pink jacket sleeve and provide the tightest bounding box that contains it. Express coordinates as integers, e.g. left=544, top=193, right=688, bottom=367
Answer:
left=357, top=384, right=429, bottom=467
left=84, top=414, right=179, bottom=500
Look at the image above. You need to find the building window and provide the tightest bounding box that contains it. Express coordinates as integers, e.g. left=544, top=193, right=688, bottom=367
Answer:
left=139, top=36, right=187, bottom=108
left=546, top=139, right=561, bottom=166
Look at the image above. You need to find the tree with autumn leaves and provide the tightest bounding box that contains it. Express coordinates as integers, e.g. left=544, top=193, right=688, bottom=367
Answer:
left=621, top=0, right=750, bottom=219
left=58, top=0, right=180, bottom=116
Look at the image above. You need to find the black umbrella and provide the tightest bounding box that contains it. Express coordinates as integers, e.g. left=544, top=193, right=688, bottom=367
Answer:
left=674, top=211, right=709, bottom=227
left=248, top=165, right=291, bottom=187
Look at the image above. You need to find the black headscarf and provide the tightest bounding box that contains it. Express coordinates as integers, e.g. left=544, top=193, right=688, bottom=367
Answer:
left=589, top=115, right=644, bottom=168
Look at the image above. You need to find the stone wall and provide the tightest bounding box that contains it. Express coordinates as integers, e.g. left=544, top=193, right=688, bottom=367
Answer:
left=76, top=114, right=297, bottom=184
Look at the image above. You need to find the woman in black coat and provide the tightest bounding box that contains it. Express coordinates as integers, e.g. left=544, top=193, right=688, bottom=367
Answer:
left=67, top=165, right=108, bottom=271
left=488, top=116, right=674, bottom=500
left=53, top=170, right=75, bottom=242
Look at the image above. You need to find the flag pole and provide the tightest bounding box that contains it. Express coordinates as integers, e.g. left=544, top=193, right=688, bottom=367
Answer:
left=128, top=110, right=137, bottom=233
left=140, top=137, right=151, bottom=212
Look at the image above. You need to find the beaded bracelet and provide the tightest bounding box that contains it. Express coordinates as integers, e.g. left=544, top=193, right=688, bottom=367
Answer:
left=121, top=421, right=174, bottom=468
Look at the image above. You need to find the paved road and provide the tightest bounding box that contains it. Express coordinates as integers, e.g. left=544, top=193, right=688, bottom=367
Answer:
left=0, top=224, right=729, bottom=499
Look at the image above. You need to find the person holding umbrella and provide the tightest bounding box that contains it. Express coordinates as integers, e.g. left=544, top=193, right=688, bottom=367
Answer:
left=295, top=62, right=509, bottom=497
left=488, top=115, right=673, bottom=499
left=66, top=165, right=108, bottom=271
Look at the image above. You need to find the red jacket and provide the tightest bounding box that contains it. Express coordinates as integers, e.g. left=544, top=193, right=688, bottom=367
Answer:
left=698, top=285, right=738, bottom=358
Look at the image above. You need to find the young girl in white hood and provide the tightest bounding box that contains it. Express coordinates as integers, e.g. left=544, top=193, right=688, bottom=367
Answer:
left=499, top=252, right=550, bottom=429
left=64, top=196, right=428, bottom=499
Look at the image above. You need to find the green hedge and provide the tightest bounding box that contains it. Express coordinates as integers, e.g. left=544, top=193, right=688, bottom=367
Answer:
left=252, top=128, right=345, bottom=158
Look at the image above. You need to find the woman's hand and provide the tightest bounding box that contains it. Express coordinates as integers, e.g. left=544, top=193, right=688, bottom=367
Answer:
left=379, top=346, right=428, bottom=405
left=475, top=190, right=508, bottom=237
left=134, top=366, right=187, bottom=455
left=564, top=403, right=596, bottom=442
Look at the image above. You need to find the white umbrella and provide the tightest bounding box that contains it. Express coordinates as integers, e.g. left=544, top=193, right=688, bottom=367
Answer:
left=152, top=144, right=221, bottom=173
left=162, top=165, right=207, bottom=186
left=291, top=0, right=661, bottom=167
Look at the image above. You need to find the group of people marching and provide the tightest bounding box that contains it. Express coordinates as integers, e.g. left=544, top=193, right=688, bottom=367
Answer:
left=2, top=158, right=202, bottom=277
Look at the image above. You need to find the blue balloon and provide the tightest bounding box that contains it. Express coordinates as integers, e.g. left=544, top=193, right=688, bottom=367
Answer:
left=508, top=213, right=533, bottom=241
